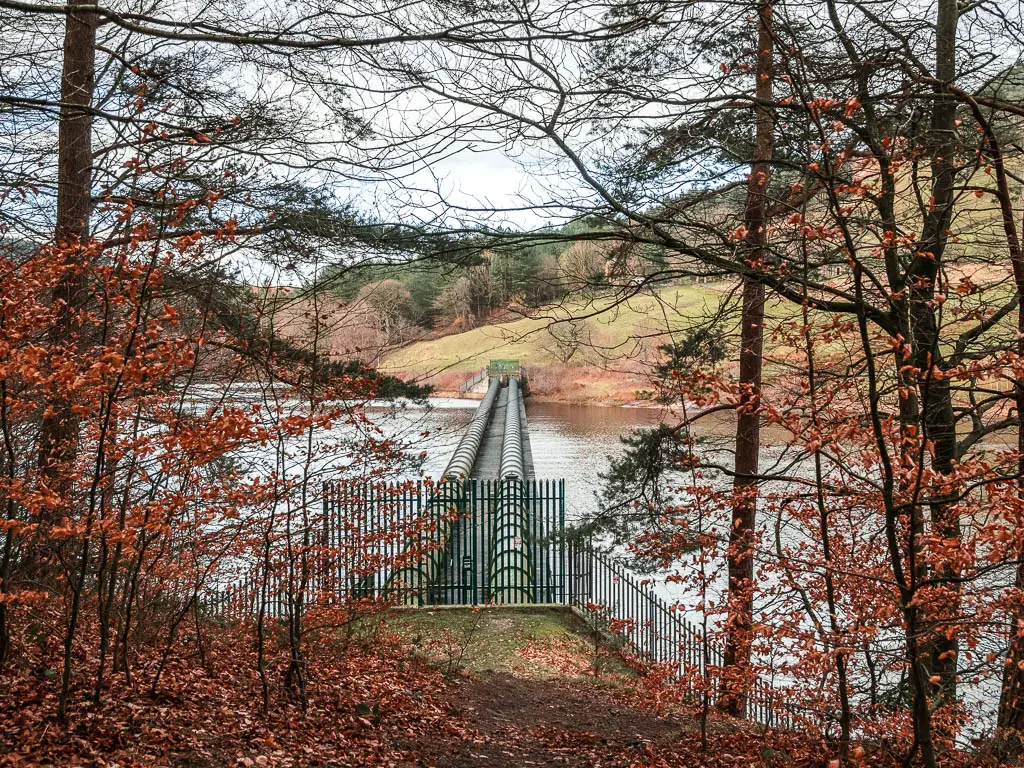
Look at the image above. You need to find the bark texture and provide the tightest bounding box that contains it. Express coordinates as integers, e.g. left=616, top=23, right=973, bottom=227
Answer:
left=720, top=0, right=773, bottom=718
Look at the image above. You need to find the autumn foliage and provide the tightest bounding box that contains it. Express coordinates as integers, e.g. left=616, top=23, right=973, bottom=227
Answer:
left=4, top=0, right=1024, bottom=766
left=0, top=208, right=430, bottom=736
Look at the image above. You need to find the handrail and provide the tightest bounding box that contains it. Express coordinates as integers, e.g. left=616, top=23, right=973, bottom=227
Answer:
left=567, top=544, right=798, bottom=731
left=458, top=366, right=489, bottom=394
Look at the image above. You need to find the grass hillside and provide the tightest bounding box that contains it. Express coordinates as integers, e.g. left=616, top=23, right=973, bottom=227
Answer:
left=382, top=282, right=726, bottom=401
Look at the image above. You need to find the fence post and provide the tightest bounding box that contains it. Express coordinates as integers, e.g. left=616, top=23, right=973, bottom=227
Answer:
left=647, top=587, right=656, bottom=663
left=558, top=479, right=565, bottom=605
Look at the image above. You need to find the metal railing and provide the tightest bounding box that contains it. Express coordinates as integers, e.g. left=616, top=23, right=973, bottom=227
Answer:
left=320, top=477, right=567, bottom=606
left=458, top=366, right=489, bottom=394
left=566, top=545, right=719, bottom=676
left=566, top=544, right=797, bottom=730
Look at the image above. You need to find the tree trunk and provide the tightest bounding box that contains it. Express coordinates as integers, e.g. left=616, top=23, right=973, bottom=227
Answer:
left=909, top=0, right=960, bottom=712
left=973, top=93, right=1024, bottom=759
left=998, top=225, right=1024, bottom=756
left=49, top=0, right=97, bottom=725
left=720, top=0, right=773, bottom=718
left=1001, top=554, right=1024, bottom=755
left=37, top=0, right=97, bottom=555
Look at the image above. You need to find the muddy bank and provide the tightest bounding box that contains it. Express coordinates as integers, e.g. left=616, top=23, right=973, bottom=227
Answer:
left=419, top=363, right=652, bottom=406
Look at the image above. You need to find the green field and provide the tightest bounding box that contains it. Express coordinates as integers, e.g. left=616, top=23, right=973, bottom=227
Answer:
left=383, top=254, right=1019, bottom=402
left=383, top=283, right=724, bottom=378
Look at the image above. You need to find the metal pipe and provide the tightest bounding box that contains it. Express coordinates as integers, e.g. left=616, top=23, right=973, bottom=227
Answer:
left=499, top=378, right=524, bottom=480
left=489, top=477, right=532, bottom=603
left=391, top=378, right=500, bottom=603
left=443, top=378, right=500, bottom=480
left=490, top=380, right=531, bottom=602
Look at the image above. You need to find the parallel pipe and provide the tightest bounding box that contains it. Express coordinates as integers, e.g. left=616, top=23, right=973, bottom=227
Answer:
left=390, top=378, right=501, bottom=603
left=489, top=480, right=532, bottom=604
left=499, top=379, right=525, bottom=480
left=490, top=380, right=532, bottom=603
left=443, top=378, right=501, bottom=480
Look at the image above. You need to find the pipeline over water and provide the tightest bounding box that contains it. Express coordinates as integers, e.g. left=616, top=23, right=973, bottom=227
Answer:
left=390, top=379, right=501, bottom=603
left=491, top=379, right=532, bottom=603
left=443, top=378, right=501, bottom=480
left=499, top=379, right=525, bottom=480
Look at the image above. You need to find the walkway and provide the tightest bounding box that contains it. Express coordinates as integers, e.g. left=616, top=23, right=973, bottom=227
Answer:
left=408, top=672, right=699, bottom=767
left=469, top=385, right=535, bottom=480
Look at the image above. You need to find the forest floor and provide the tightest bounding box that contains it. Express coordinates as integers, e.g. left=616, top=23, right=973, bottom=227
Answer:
left=380, top=607, right=833, bottom=768
left=409, top=670, right=696, bottom=767
left=1, top=604, right=991, bottom=767
left=383, top=606, right=693, bottom=766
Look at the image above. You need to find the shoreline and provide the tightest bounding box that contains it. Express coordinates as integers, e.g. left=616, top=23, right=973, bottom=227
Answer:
left=415, top=363, right=655, bottom=408
left=428, top=388, right=658, bottom=408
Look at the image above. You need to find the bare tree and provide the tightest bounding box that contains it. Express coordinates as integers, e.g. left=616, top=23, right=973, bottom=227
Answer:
left=542, top=319, right=590, bottom=364
left=720, top=0, right=774, bottom=718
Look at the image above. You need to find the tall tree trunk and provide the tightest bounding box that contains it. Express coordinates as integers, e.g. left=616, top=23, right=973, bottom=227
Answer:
left=971, top=97, right=1024, bottom=759
left=720, top=0, right=773, bottom=718
left=49, top=0, right=96, bottom=725
left=37, top=0, right=97, bottom=562
left=909, top=0, right=960, bottom=713
left=1001, top=227, right=1024, bottom=754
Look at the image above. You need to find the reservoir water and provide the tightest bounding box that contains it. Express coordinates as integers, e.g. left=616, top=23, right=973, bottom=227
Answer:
left=372, top=397, right=667, bottom=521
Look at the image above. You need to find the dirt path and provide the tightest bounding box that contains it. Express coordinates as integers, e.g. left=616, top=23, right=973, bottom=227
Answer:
left=409, top=671, right=693, bottom=767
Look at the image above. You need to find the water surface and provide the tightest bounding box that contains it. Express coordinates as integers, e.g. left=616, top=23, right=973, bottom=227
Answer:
left=372, top=397, right=670, bottom=519
left=524, top=401, right=667, bottom=520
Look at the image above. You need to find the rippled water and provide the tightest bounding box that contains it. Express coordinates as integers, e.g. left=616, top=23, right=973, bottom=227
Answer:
left=523, top=400, right=666, bottom=519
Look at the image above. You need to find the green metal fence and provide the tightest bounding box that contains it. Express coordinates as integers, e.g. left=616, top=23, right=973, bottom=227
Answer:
left=322, top=477, right=566, bottom=605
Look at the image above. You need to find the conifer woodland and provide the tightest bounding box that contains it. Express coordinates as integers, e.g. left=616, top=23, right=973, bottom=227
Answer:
left=1, top=0, right=1023, bottom=766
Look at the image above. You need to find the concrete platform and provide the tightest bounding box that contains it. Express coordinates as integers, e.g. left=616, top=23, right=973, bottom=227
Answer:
left=470, top=387, right=508, bottom=479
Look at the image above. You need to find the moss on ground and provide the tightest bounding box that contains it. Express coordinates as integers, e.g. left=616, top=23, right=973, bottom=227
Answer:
left=377, top=606, right=636, bottom=682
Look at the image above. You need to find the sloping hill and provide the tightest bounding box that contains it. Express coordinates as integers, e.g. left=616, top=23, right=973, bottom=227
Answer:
left=382, top=283, right=725, bottom=402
